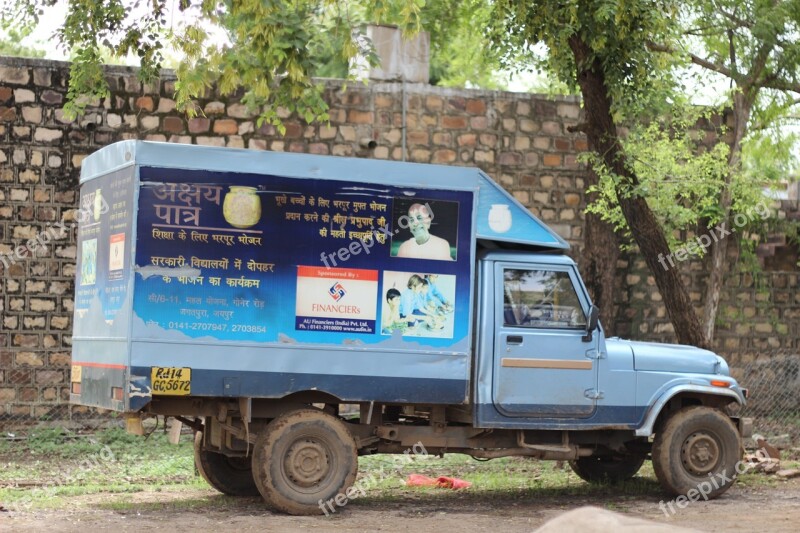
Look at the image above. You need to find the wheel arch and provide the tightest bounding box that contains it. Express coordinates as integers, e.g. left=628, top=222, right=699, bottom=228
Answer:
left=279, top=389, right=345, bottom=405
left=635, top=385, right=742, bottom=437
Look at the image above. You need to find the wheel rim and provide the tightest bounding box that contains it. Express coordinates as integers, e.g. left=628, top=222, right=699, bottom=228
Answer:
left=681, top=431, right=721, bottom=476
left=282, top=436, right=333, bottom=491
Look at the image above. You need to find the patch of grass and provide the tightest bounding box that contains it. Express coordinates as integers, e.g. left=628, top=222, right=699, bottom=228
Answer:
left=350, top=454, right=662, bottom=506
left=737, top=472, right=780, bottom=489
left=2, top=427, right=793, bottom=513
left=0, top=425, right=204, bottom=510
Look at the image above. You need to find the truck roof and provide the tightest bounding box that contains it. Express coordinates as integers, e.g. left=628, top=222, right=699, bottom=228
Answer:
left=82, top=140, right=569, bottom=251
left=479, top=249, right=578, bottom=266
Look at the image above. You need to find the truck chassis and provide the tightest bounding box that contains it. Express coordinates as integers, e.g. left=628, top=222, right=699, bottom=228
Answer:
left=145, top=393, right=745, bottom=515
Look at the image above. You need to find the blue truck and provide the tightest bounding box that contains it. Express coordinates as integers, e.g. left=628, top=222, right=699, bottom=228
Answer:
left=71, top=140, right=750, bottom=514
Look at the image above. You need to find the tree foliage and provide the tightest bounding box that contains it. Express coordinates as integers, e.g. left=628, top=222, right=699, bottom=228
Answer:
left=668, top=0, right=800, bottom=210
left=495, top=0, right=680, bottom=118
left=654, top=0, right=800, bottom=340
left=0, top=0, right=425, bottom=130
left=492, top=0, right=800, bottom=345
left=585, top=105, right=732, bottom=248
left=492, top=0, right=715, bottom=348
left=1, top=0, right=513, bottom=130
left=0, top=27, right=46, bottom=58
left=300, top=0, right=511, bottom=88
left=3, top=0, right=798, bottom=346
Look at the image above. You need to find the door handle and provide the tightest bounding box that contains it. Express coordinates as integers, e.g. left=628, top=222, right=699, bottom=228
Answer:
left=507, top=335, right=523, bottom=345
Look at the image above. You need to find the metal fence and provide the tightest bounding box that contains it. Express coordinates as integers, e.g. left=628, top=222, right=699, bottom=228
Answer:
left=732, top=355, right=800, bottom=451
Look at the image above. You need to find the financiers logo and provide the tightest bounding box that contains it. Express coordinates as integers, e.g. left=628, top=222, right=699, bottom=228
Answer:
left=328, top=282, right=346, bottom=301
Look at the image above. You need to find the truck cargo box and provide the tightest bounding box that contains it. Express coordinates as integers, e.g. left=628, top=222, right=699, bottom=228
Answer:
left=70, top=141, right=567, bottom=412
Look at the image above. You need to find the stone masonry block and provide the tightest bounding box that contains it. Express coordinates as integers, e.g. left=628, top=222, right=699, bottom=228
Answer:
left=0, top=66, right=30, bottom=84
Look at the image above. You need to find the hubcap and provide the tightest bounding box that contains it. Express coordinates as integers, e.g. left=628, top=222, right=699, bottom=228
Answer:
left=681, top=432, right=720, bottom=476
left=284, top=438, right=331, bottom=488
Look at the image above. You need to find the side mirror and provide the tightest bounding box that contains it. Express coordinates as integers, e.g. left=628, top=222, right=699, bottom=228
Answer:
left=582, top=305, right=600, bottom=342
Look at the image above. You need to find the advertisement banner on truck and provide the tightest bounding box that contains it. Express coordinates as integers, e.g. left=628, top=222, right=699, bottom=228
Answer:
left=132, top=167, right=474, bottom=350
left=74, top=165, right=136, bottom=329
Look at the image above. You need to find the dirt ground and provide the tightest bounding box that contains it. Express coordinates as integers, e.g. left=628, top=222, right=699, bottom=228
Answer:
left=2, top=477, right=800, bottom=533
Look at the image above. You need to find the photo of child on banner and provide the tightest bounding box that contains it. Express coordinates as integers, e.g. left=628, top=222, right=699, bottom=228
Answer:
left=381, top=271, right=456, bottom=338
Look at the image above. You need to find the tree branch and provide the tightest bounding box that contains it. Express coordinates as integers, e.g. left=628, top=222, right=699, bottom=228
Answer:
left=647, top=41, right=739, bottom=82
left=684, top=24, right=726, bottom=36
left=755, top=74, right=800, bottom=94
left=727, top=29, right=737, bottom=76
left=649, top=40, right=800, bottom=94
left=745, top=36, right=776, bottom=92
left=719, top=8, right=753, bottom=30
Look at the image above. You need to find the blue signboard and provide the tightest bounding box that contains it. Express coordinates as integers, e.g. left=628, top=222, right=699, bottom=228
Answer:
left=74, top=165, right=135, bottom=330
left=132, top=167, right=474, bottom=349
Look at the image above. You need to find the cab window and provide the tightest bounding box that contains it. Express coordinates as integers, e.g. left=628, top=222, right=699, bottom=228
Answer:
left=503, top=269, right=587, bottom=329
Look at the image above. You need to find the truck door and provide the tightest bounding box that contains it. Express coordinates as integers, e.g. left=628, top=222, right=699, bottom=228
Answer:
left=493, top=263, right=598, bottom=418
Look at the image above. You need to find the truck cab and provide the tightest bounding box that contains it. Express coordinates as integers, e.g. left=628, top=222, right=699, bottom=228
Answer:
left=474, top=251, right=746, bottom=434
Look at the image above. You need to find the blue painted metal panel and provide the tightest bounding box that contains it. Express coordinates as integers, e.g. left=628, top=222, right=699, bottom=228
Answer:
left=491, top=260, right=598, bottom=418
left=132, top=166, right=474, bottom=351
left=595, top=338, right=637, bottom=423
left=130, top=366, right=467, bottom=404
left=475, top=403, right=647, bottom=430
left=473, top=251, right=647, bottom=430
left=634, top=382, right=745, bottom=437
left=475, top=171, right=568, bottom=249
left=627, top=339, right=723, bottom=374
left=82, top=141, right=567, bottom=250
left=129, top=340, right=470, bottom=403
left=71, top=163, right=137, bottom=410
left=635, top=370, right=744, bottom=410
left=73, top=164, right=137, bottom=334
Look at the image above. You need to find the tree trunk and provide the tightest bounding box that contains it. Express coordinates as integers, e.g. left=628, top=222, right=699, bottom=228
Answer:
left=581, top=166, right=619, bottom=336
left=568, top=35, right=709, bottom=349
left=701, top=92, right=753, bottom=344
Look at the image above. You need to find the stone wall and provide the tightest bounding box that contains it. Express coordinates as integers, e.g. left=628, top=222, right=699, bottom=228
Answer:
left=616, top=255, right=799, bottom=365
left=0, top=56, right=798, bottom=422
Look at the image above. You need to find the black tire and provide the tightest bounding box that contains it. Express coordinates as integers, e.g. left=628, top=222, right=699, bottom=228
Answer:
left=252, top=409, right=358, bottom=515
left=194, top=431, right=260, bottom=497
left=569, top=453, right=646, bottom=483
left=652, top=405, right=742, bottom=499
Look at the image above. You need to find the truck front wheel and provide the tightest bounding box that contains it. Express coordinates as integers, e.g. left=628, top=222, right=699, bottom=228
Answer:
left=569, top=454, right=646, bottom=483
left=252, top=409, right=358, bottom=515
left=652, top=405, right=742, bottom=499
left=194, top=432, right=260, bottom=497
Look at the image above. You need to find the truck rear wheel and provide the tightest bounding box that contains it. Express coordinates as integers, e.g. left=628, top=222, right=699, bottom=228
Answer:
left=194, top=432, right=260, bottom=497
left=652, top=405, right=741, bottom=499
left=252, top=409, right=358, bottom=515
left=569, top=454, right=646, bottom=483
